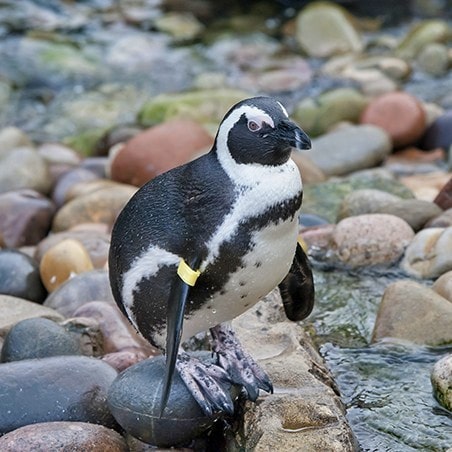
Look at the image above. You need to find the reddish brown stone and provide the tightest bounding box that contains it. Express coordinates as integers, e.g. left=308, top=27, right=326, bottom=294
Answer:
left=110, top=119, right=213, bottom=186
left=434, top=177, right=452, bottom=210
left=386, top=146, right=446, bottom=165
left=360, top=92, right=427, bottom=148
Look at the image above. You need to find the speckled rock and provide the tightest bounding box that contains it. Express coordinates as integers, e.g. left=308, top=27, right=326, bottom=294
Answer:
left=73, top=301, right=156, bottom=356
left=401, top=227, right=452, bottom=278
left=431, top=354, right=452, bottom=411
left=0, top=189, right=55, bottom=248
left=52, top=183, right=136, bottom=232
left=0, top=295, right=64, bottom=336
left=293, top=88, right=367, bottom=137
left=1, top=317, right=82, bottom=362
left=44, top=269, right=114, bottom=317
left=40, top=239, right=94, bottom=292
left=110, top=120, right=212, bottom=186
left=306, top=125, right=392, bottom=177
left=0, top=356, right=117, bottom=434
left=360, top=92, right=427, bottom=148
left=337, top=189, right=401, bottom=221
left=0, top=250, right=47, bottom=303
left=434, top=177, right=452, bottom=210
left=0, top=422, right=128, bottom=452
left=432, top=270, right=452, bottom=302
left=52, top=168, right=100, bottom=207
left=420, top=110, right=452, bottom=151
left=35, top=229, right=110, bottom=269
left=372, top=280, right=452, bottom=345
left=295, top=2, right=363, bottom=57
left=108, top=353, right=233, bottom=447
left=376, top=199, right=443, bottom=231
left=331, top=214, right=414, bottom=267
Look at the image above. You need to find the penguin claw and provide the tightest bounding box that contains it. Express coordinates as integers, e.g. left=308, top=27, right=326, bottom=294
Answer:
left=210, top=323, right=273, bottom=401
left=176, top=353, right=235, bottom=417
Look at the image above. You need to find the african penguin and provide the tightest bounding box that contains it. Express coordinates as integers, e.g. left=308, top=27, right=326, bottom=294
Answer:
left=108, top=96, right=315, bottom=417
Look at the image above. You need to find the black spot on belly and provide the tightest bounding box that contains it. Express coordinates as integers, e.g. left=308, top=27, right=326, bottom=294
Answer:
left=240, top=294, right=248, bottom=299
left=239, top=281, right=246, bottom=287
left=255, top=261, right=262, bottom=268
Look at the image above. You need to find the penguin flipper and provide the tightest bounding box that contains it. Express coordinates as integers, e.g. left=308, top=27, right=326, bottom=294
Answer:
left=159, top=255, right=201, bottom=417
left=278, top=242, right=315, bottom=321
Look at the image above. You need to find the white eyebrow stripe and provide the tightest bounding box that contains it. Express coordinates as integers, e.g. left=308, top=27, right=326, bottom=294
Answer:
left=277, top=101, right=289, bottom=118
left=249, top=114, right=274, bottom=128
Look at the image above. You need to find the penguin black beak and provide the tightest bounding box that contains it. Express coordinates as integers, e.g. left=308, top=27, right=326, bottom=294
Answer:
left=278, top=120, right=311, bottom=151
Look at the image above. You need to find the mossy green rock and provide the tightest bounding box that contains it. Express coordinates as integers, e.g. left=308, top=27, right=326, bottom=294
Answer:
left=396, top=20, right=451, bottom=60
left=302, top=172, right=414, bottom=223
left=295, top=1, right=363, bottom=57
left=293, top=88, right=367, bottom=136
left=138, top=89, right=250, bottom=131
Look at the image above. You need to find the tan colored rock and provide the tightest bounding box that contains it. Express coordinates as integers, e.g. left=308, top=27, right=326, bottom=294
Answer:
left=432, top=270, right=452, bottom=302
left=400, top=171, right=452, bottom=201
left=372, top=280, right=452, bottom=345
left=230, top=291, right=356, bottom=451
left=401, top=227, right=452, bottom=278
left=52, top=183, right=136, bottom=232
left=40, top=239, right=94, bottom=292
left=331, top=214, right=414, bottom=267
left=291, top=153, right=326, bottom=184
left=0, top=295, right=64, bottom=337
left=431, top=354, right=452, bottom=411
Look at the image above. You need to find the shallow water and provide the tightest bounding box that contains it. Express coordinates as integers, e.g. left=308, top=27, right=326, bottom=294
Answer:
left=311, top=267, right=452, bottom=451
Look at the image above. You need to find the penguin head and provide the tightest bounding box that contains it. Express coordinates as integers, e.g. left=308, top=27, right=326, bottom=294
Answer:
left=215, top=96, right=311, bottom=167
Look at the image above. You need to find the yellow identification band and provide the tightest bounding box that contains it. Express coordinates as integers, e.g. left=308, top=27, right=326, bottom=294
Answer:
left=177, top=259, right=201, bottom=286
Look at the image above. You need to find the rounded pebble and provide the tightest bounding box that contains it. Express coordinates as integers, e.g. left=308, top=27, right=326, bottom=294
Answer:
left=0, top=249, right=47, bottom=303
left=360, top=92, right=427, bottom=148
left=431, top=354, right=452, bottom=411
left=432, top=270, right=452, bottom=302
left=40, top=238, right=94, bottom=292
left=420, top=110, right=452, bottom=151
left=331, top=214, right=415, bottom=267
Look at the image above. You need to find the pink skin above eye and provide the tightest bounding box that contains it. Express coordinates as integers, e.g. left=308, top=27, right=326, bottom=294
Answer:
left=247, top=114, right=275, bottom=132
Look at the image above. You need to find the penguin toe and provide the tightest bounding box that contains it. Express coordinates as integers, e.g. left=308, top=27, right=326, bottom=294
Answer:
left=176, top=353, right=235, bottom=417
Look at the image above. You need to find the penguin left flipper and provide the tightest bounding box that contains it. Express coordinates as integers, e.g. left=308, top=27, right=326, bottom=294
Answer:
left=210, top=323, right=273, bottom=401
left=278, top=242, right=315, bottom=322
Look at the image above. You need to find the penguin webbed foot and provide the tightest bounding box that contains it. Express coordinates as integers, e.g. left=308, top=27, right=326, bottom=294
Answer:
left=176, top=352, right=235, bottom=417
left=210, top=323, right=273, bottom=401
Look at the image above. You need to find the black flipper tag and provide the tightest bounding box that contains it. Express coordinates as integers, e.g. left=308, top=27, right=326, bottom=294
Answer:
left=278, top=242, right=315, bottom=321
left=159, top=255, right=202, bottom=417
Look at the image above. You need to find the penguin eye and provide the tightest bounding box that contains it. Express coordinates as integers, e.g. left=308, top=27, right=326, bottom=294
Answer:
left=247, top=120, right=262, bottom=132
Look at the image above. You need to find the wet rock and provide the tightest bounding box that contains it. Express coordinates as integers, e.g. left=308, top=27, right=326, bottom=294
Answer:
left=1, top=317, right=82, bottom=362
left=228, top=292, right=356, bottom=451
left=401, top=227, right=452, bottom=278
left=337, top=189, right=401, bottom=221
left=73, top=301, right=156, bottom=356
left=305, top=125, right=392, bottom=177
left=0, top=355, right=117, bottom=434
left=0, top=250, right=47, bottom=303
left=396, top=19, right=450, bottom=60
left=372, top=280, right=452, bottom=345
left=331, top=214, right=414, bottom=267
left=44, top=269, right=114, bottom=317
left=420, top=110, right=452, bottom=151
left=52, top=183, right=136, bottom=232
left=40, top=239, right=94, bottom=292
left=110, top=120, right=213, bottom=186
left=431, top=354, right=452, bottom=411
left=137, top=89, right=248, bottom=128
left=0, top=422, right=128, bottom=452
left=303, top=170, right=414, bottom=222
left=0, top=189, right=55, bottom=248
left=426, top=208, right=452, bottom=228
left=376, top=199, right=443, bottom=231
left=293, top=88, right=367, bottom=137
left=35, top=229, right=110, bottom=269
left=417, top=42, right=449, bottom=76
left=434, top=176, right=452, bottom=210
left=52, top=168, right=100, bottom=207
left=108, top=353, right=232, bottom=447
left=0, top=295, right=64, bottom=336
left=0, top=147, right=51, bottom=195
left=295, top=2, right=363, bottom=57
left=360, top=92, right=427, bottom=148
left=0, top=127, right=32, bottom=156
